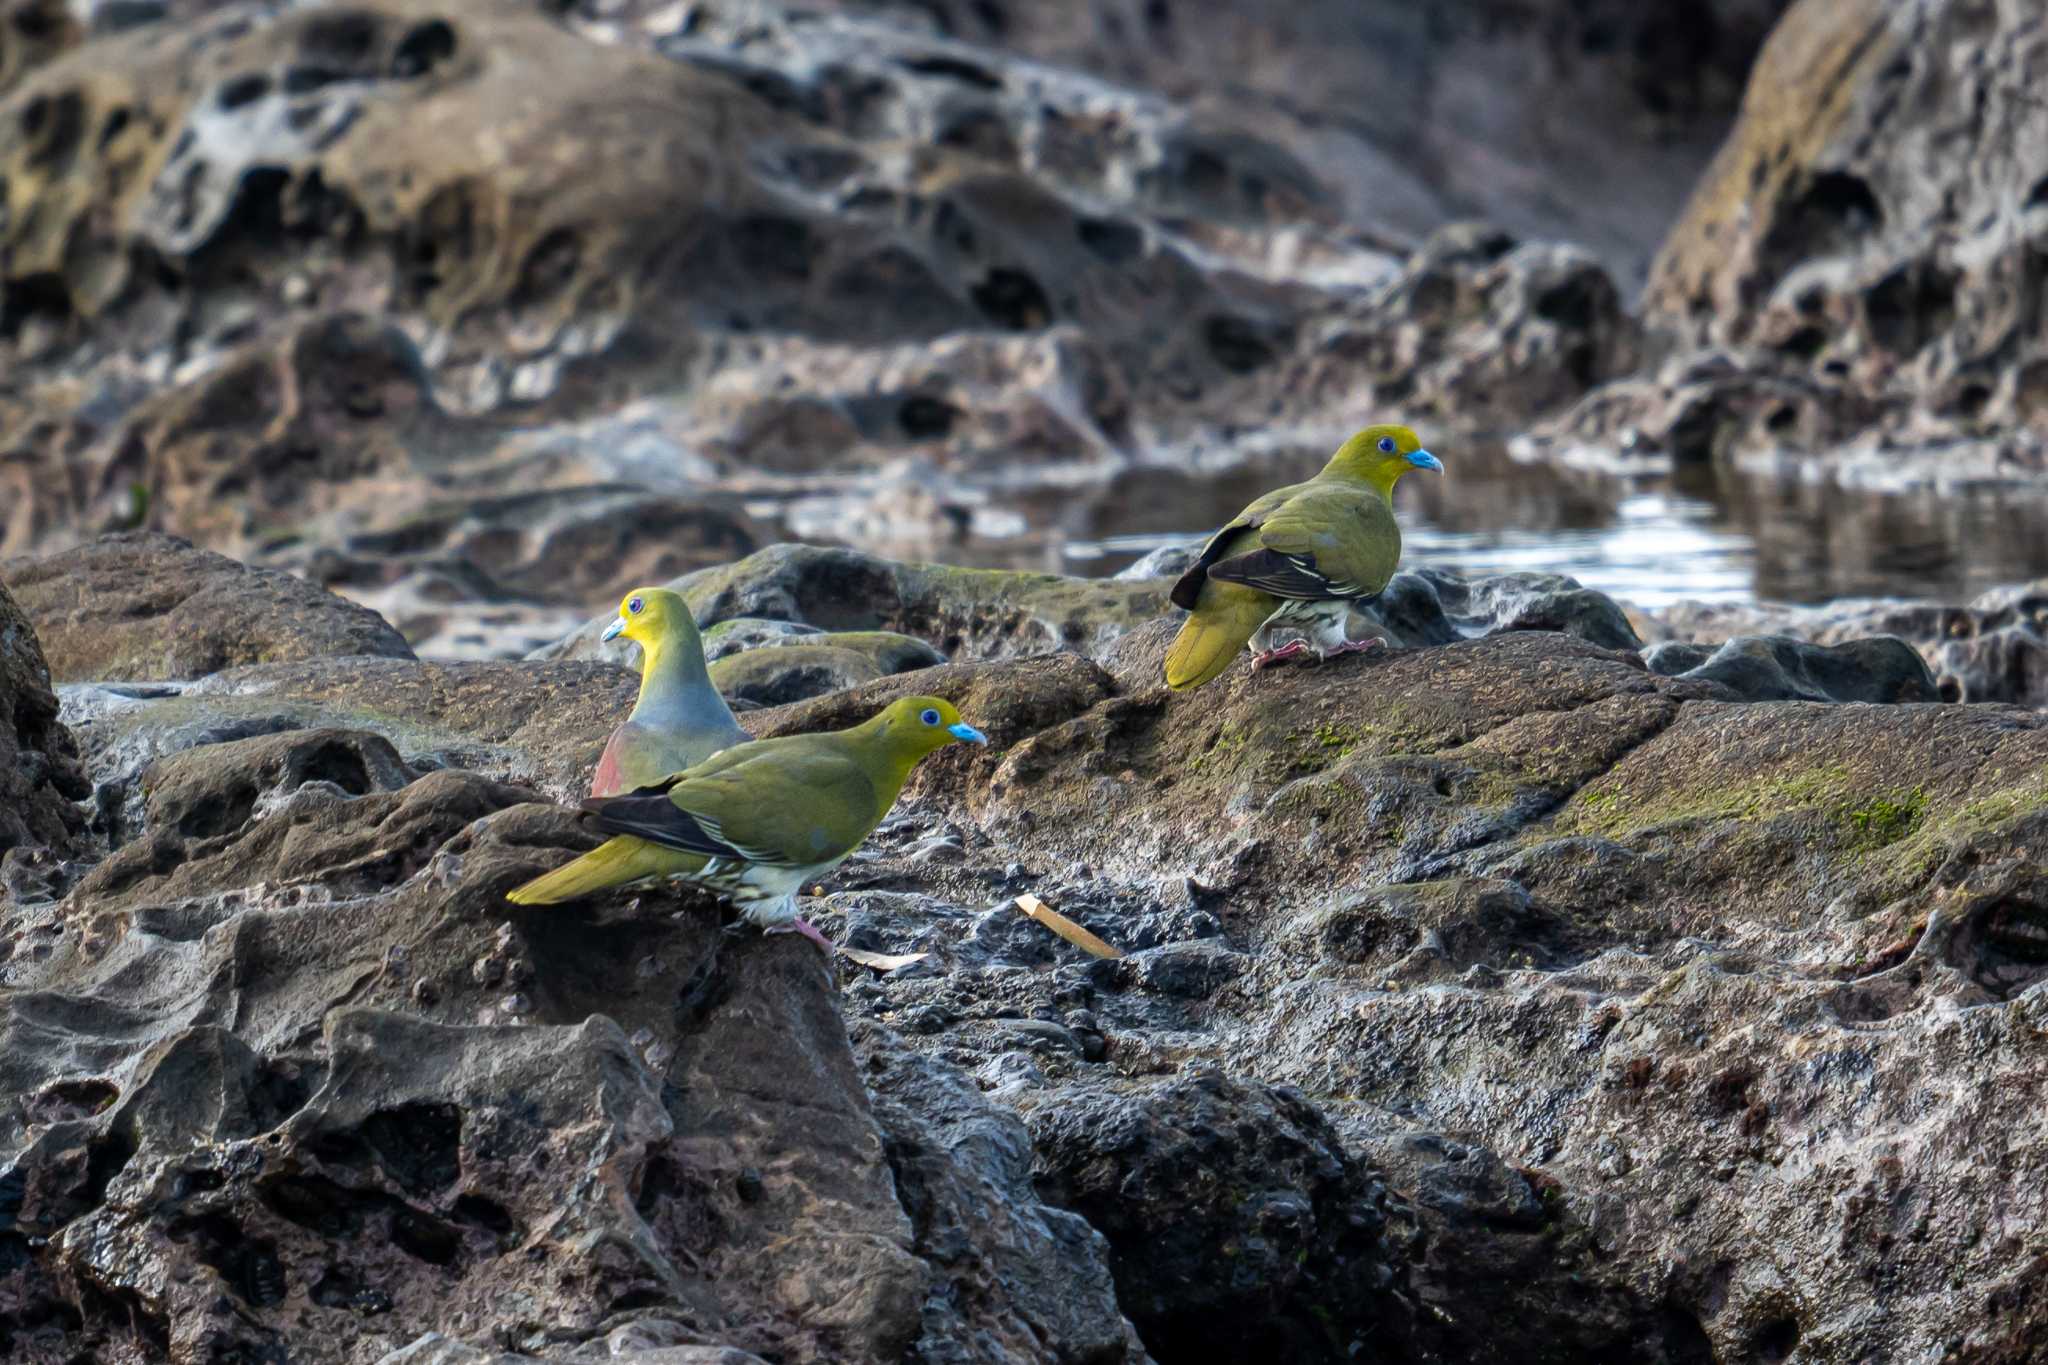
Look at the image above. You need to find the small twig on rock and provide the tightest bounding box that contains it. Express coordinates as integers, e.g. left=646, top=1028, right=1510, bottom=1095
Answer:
left=1015, top=894, right=1122, bottom=958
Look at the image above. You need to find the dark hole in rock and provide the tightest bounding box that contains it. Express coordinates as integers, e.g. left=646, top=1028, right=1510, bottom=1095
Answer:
left=608, top=1288, right=679, bottom=1313
left=1776, top=324, right=1827, bottom=360
left=635, top=1154, right=680, bottom=1216
left=1938, top=676, right=1962, bottom=702
left=176, top=786, right=258, bottom=839
left=298, top=741, right=373, bottom=795
left=1750, top=1314, right=1800, bottom=1363
left=452, top=1193, right=514, bottom=1235
left=390, top=1207, right=459, bottom=1265
left=361, top=1102, right=461, bottom=1195
left=312, top=1266, right=394, bottom=1314
left=1955, top=382, right=1992, bottom=419
left=262, top=1173, right=363, bottom=1237
left=98, top=105, right=131, bottom=148
left=510, top=227, right=581, bottom=308
left=1962, top=897, right=2048, bottom=1000
left=82, top=1128, right=136, bottom=1208
left=1800, top=171, right=1882, bottom=230
left=735, top=214, right=813, bottom=282
left=40, top=1077, right=118, bottom=1119
left=282, top=65, right=344, bottom=96
left=391, top=19, right=455, bottom=78
left=11, top=1, right=58, bottom=39
left=896, top=53, right=1001, bottom=90
left=308, top=1129, right=370, bottom=1167
left=971, top=267, right=1050, bottom=330
left=0, top=1231, right=30, bottom=1276
left=1534, top=277, right=1602, bottom=332
left=1316, top=903, right=1417, bottom=965
left=970, top=0, right=1005, bottom=35
left=897, top=394, right=959, bottom=439
left=211, top=165, right=292, bottom=249
left=1704, top=1066, right=1753, bottom=1116
left=2029, top=175, right=2048, bottom=210
left=1076, top=214, right=1142, bottom=264
left=298, top=9, right=380, bottom=66
left=1765, top=403, right=1799, bottom=432
left=174, top=1214, right=287, bottom=1307
left=218, top=72, right=270, bottom=109
left=75, top=1279, right=168, bottom=1354
left=1180, top=146, right=1228, bottom=199
left=255, top=1061, right=315, bottom=1126
left=174, top=1168, right=226, bottom=1197
left=1203, top=315, right=1276, bottom=374
left=1865, top=264, right=1956, bottom=356
left=23, top=89, right=82, bottom=172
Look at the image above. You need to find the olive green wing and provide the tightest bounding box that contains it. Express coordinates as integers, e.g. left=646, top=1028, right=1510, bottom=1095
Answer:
left=1205, top=483, right=1400, bottom=602
left=582, top=738, right=880, bottom=868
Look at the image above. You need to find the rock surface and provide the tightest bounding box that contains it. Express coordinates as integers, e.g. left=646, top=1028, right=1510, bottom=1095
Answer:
left=0, top=582, right=90, bottom=867
left=15, top=544, right=2031, bottom=1362
left=3, top=533, right=416, bottom=683
left=0, top=0, right=1745, bottom=652
left=1526, top=0, right=2048, bottom=487
left=1641, top=578, right=2048, bottom=706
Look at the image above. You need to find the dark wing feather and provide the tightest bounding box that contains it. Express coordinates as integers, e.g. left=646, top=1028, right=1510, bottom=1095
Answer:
left=1169, top=521, right=1252, bottom=610
left=580, top=794, right=741, bottom=858
left=1168, top=482, right=1312, bottom=609
left=1205, top=549, right=1373, bottom=600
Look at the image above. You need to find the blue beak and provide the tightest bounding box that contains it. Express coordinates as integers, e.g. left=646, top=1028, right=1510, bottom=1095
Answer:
left=1407, top=449, right=1443, bottom=473
left=600, top=617, right=627, bottom=642
left=948, top=723, right=989, bottom=746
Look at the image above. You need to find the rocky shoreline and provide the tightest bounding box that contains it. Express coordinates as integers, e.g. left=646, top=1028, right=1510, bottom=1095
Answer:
left=7, top=0, right=2048, bottom=1360
left=2, top=533, right=2046, bottom=1362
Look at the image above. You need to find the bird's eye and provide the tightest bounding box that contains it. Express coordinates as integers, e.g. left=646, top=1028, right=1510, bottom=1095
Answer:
left=920, top=708, right=941, bottom=726
left=1377, top=436, right=1396, bottom=454
left=627, top=597, right=644, bottom=614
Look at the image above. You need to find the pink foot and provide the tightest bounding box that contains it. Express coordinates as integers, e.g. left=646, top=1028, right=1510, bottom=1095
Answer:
left=1251, top=640, right=1311, bottom=672
left=1326, top=636, right=1386, bottom=659
left=765, top=915, right=835, bottom=952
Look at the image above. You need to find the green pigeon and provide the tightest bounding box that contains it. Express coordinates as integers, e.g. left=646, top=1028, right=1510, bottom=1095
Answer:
left=508, top=695, right=988, bottom=950
left=1164, top=423, right=1443, bottom=689
left=591, top=587, right=750, bottom=797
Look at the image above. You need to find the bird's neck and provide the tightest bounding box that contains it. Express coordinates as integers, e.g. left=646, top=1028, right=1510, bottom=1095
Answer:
left=631, top=631, right=712, bottom=719
left=1318, top=460, right=1401, bottom=503
left=848, top=721, right=931, bottom=804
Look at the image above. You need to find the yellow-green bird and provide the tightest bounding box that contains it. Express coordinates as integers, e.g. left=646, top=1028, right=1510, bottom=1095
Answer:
left=590, top=587, right=750, bottom=798
left=1164, top=424, right=1442, bottom=690
left=507, top=695, right=988, bottom=950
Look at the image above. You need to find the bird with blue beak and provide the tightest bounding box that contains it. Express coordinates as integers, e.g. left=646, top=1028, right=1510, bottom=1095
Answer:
left=591, top=588, right=750, bottom=797
left=1164, top=424, right=1443, bottom=688
left=509, top=696, right=988, bottom=950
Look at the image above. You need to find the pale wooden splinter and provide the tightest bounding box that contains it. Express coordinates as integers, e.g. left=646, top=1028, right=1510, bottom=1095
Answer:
left=1015, top=894, right=1122, bottom=959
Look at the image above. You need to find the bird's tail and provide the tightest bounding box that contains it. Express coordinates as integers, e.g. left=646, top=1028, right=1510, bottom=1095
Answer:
left=505, top=837, right=681, bottom=905
left=1164, top=581, right=1276, bottom=690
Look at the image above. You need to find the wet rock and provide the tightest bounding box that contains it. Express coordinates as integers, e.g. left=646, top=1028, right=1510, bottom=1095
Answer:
left=1023, top=1071, right=1405, bottom=1363
left=1641, top=581, right=2048, bottom=706
left=0, top=581, right=90, bottom=860
left=852, top=1023, right=1148, bottom=1364
left=706, top=632, right=946, bottom=707
left=3, top=533, right=415, bottom=683
left=544, top=545, right=1168, bottom=667
left=1538, top=0, right=2048, bottom=485
left=1643, top=633, right=1938, bottom=703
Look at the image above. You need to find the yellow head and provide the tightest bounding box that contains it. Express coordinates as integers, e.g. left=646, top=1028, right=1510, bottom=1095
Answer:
left=1320, top=424, right=1444, bottom=494
left=600, top=588, right=701, bottom=657
left=862, top=695, right=990, bottom=761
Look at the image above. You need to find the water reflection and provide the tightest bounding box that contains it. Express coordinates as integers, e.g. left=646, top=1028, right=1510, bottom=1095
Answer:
left=1040, top=440, right=2048, bottom=606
